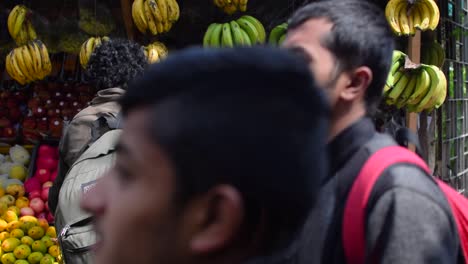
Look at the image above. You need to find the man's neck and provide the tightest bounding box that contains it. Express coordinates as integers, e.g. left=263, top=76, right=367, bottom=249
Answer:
left=328, top=108, right=366, bottom=142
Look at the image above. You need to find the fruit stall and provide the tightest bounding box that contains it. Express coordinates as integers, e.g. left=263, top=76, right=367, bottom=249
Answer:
left=0, top=0, right=460, bottom=262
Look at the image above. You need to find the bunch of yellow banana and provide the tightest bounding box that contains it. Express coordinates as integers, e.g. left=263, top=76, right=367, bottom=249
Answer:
left=5, top=40, right=52, bottom=85
left=385, top=0, right=440, bottom=36
left=132, top=0, right=180, bottom=35
left=213, top=0, right=248, bottom=15
left=7, top=5, right=38, bottom=46
left=203, top=16, right=265, bottom=47
left=421, top=41, right=445, bottom=68
left=385, top=50, right=447, bottom=112
left=79, top=36, right=110, bottom=69
left=268, top=23, right=288, bottom=46
left=144, top=41, right=169, bottom=64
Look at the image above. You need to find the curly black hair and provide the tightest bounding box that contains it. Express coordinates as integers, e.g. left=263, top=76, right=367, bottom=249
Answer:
left=85, top=38, right=148, bottom=90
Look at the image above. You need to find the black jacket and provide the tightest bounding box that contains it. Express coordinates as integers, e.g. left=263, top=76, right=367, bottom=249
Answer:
left=297, top=118, right=462, bottom=263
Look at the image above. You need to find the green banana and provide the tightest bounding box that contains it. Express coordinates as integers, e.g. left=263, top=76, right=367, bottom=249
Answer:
left=269, top=23, right=288, bottom=45
left=396, top=73, right=417, bottom=108
left=414, top=65, right=440, bottom=112
left=407, top=68, right=430, bottom=105
left=210, top=24, right=223, bottom=47
left=221, top=23, right=234, bottom=47
left=240, top=15, right=266, bottom=43
left=387, top=72, right=410, bottom=104
left=434, top=68, right=447, bottom=108
left=237, top=18, right=259, bottom=44
left=240, top=28, right=251, bottom=46
left=203, top=23, right=218, bottom=47
left=230, top=21, right=245, bottom=46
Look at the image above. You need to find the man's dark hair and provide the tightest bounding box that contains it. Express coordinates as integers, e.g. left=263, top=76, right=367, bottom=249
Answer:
left=120, top=47, right=329, bottom=253
left=289, top=0, right=395, bottom=114
left=86, top=38, right=148, bottom=90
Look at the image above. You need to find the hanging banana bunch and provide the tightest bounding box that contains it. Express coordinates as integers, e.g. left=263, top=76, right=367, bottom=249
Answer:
left=385, top=0, right=440, bottom=36
left=5, top=40, right=52, bottom=85
left=132, top=0, right=180, bottom=35
left=213, top=0, right=248, bottom=15
left=385, top=50, right=447, bottom=113
left=79, top=36, right=110, bottom=69
left=203, top=16, right=266, bottom=47
left=269, top=23, right=288, bottom=46
left=421, top=41, right=445, bottom=68
left=144, top=41, right=169, bottom=64
left=7, top=5, right=38, bottom=46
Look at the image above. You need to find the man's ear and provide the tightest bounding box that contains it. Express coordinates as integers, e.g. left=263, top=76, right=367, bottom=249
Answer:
left=340, top=66, right=373, bottom=101
left=189, top=185, right=244, bottom=255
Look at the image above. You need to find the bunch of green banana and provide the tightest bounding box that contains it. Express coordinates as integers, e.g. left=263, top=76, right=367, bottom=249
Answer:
left=203, top=16, right=265, bottom=48
left=213, top=0, right=248, bottom=15
left=269, top=23, right=288, bottom=46
left=132, top=0, right=180, bottom=35
left=144, top=41, right=169, bottom=63
left=5, top=40, right=52, bottom=85
left=385, top=0, right=440, bottom=36
left=79, top=37, right=110, bottom=69
left=7, top=5, right=38, bottom=46
left=421, top=41, right=445, bottom=68
left=385, top=50, right=447, bottom=112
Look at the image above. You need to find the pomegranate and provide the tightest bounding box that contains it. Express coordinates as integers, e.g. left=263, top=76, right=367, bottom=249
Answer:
left=41, top=187, right=49, bottom=201
left=28, top=190, right=41, bottom=200
left=24, top=177, right=41, bottom=193
left=30, top=198, right=45, bottom=213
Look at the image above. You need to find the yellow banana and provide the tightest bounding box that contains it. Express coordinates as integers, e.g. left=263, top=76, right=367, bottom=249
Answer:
left=223, top=4, right=237, bottom=15
left=398, top=1, right=410, bottom=35
left=7, top=6, right=20, bottom=39
left=424, top=0, right=440, bottom=30
left=27, top=42, right=39, bottom=74
left=26, top=21, right=37, bottom=40
left=8, top=5, right=27, bottom=39
left=144, top=0, right=159, bottom=35
left=21, top=45, right=36, bottom=80
left=166, top=0, right=180, bottom=22
left=132, top=0, right=148, bottom=33
left=152, top=41, right=168, bottom=58
left=164, top=22, right=172, bottom=32
left=156, top=0, right=168, bottom=22
left=29, top=41, right=42, bottom=76
left=239, top=0, right=248, bottom=12
left=156, top=22, right=165, bottom=34
left=417, top=1, right=431, bottom=30
left=146, top=46, right=159, bottom=63
left=412, top=4, right=422, bottom=29
left=9, top=50, right=28, bottom=84
left=14, top=47, right=33, bottom=82
left=147, top=0, right=163, bottom=23
left=385, top=0, right=404, bottom=35
left=36, top=40, right=52, bottom=78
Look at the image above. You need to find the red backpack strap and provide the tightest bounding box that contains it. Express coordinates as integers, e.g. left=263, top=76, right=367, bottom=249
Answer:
left=343, top=146, right=430, bottom=264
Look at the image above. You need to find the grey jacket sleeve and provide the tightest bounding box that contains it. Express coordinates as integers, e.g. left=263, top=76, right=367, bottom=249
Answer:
left=366, top=166, right=460, bottom=264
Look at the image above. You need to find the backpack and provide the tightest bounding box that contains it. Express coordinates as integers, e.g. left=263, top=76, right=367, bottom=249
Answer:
left=342, top=145, right=468, bottom=264
left=54, top=114, right=122, bottom=264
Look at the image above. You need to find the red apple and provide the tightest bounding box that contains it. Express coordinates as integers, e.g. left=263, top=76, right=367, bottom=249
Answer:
left=0, top=90, right=11, bottom=100
left=27, top=98, right=41, bottom=109
left=52, top=91, right=63, bottom=101
left=3, top=127, right=15, bottom=138
left=8, top=107, right=22, bottom=123
left=20, top=207, right=35, bottom=216
left=50, top=170, right=58, bottom=181
left=36, top=212, right=46, bottom=220
left=58, top=101, right=68, bottom=109
left=0, top=108, right=9, bottom=119
left=49, top=118, right=63, bottom=138
left=38, top=90, right=51, bottom=101
left=35, top=168, right=50, bottom=184
left=47, top=108, right=60, bottom=118
left=42, top=181, right=53, bottom=188
left=25, top=177, right=42, bottom=193
left=32, top=106, right=46, bottom=118
left=30, top=198, right=45, bottom=213
left=6, top=98, right=18, bottom=109
left=13, top=91, right=26, bottom=103
left=44, top=201, right=49, bottom=211
left=29, top=190, right=41, bottom=200
left=37, top=117, right=48, bottom=133
left=36, top=157, right=57, bottom=172
left=41, top=187, right=50, bottom=201
left=44, top=99, right=56, bottom=110
left=38, top=145, right=56, bottom=158
left=22, top=117, right=36, bottom=129
left=0, top=118, right=12, bottom=128
left=46, top=212, right=54, bottom=223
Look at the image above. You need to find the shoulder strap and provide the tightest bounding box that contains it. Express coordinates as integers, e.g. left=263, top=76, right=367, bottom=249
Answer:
left=342, top=146, right=430, bottom=264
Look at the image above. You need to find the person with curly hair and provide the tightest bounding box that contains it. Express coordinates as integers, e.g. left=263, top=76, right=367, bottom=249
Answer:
left=49, top=38, right=148, bottom=213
